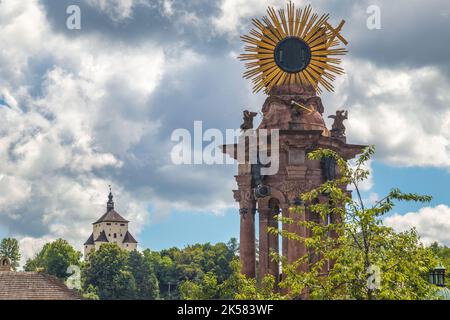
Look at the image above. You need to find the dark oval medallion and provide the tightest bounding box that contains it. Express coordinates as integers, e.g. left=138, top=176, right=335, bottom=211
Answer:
left=274, top=37, right=312, bottom=73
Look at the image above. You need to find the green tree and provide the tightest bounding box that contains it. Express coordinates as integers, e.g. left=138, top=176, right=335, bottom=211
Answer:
left=0, top=238, right=21, bottom=270
left=143, top=249, right=177, bottom=299
left=270, top=147, right=438, bottom=300
left=82, top=284, right=100, bottom=300
left=128, top=250, right=159, bottom=299
left=83, top=243, right=135, bottom=300
left=180, top=260, right=284, bottom=300
left=179, top=272, right=220, bottom=300
left=24, top=239, right=81, bottom=279
left=145, top=240, right=238, bottom=299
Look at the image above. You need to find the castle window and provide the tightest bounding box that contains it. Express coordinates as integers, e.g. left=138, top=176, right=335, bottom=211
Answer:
left=114, top=233, right=117, bottom=238
left=120, top=224, right=125, bottom=226
left=107, top=223, right=111, bottom=226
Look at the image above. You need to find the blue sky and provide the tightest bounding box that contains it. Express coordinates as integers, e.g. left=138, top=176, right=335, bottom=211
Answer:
left=140, top=208, right=239, bottom=251
left=371, top=163, right=450, bottom=216
left=139, top=161, right=450, bottom=251
left=3, top=160, right=446, bottom=251
left=0, top=0, right=449, bottom=263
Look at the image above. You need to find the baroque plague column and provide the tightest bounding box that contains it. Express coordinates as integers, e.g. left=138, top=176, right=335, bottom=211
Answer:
left=223, top=3, right=366, bottom=280
left=226, top=84, right=364, bottom=279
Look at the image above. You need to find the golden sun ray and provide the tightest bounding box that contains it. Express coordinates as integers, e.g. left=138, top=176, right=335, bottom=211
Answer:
left=239, top=1, right=348, bottom=94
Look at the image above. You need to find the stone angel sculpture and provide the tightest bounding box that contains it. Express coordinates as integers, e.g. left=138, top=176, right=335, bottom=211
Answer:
left=329, top=110, right=348, bottom=139
left=240, top=110, right=258, bottom=130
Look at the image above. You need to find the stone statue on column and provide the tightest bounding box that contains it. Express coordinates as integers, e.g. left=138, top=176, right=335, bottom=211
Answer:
left=329, top=110, right=348, bottom=140
left=240, top=110, right=258, bottom=130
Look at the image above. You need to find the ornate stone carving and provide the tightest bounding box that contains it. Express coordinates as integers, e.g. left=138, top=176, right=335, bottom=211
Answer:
left=243, top=190, right=253, bottom=202
left=232, top=190, right=241, bottom=202
left=239, top=208, right=249, bottom=216
left=259, top=98, right=292, bottom=130
left=259, top=95, right=327, bottom=133
left=329, top=110, right=348, bottom=139
left=240, top=110, right=258, bottom=130
left=282, top=180, right=305, bottom=203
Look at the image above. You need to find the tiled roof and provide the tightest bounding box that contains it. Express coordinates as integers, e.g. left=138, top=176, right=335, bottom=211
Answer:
left=123, top=231, right=138, bottom=244
left=94, top=231, right=109, bottom=242
left=84, top=233, right=94, bottom=245
left=0, top=272, right=82, bottom=300
left=93, top=209, right=129, bottom=224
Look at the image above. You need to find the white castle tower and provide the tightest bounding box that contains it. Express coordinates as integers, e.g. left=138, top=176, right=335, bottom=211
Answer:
left=84, top=190, right=138, bottom=259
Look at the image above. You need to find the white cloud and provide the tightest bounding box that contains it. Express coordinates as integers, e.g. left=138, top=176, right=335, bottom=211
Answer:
left=162, top=0, right=174, bottom=17
left=19, top=236, right=54, bottom=267
left=0, top=0, right=163, bottom=261
left=0, top=0, right=238, bottom=264
left=327, top=59, right=450, bottom=168
left=348, top=159, right=374, bottom=192
left=384, top=205, right=450, bottom=246
left=86, top=0, right=149, bottom=22
left=212, top=0, right=286, bottom=36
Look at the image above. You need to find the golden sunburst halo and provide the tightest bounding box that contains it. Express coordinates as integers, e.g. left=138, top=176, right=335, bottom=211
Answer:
left=239, top=2, right=348, bottom=94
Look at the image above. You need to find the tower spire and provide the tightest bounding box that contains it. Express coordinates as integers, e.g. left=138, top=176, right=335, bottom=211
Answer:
left=107, top=185, right=114, bottom=212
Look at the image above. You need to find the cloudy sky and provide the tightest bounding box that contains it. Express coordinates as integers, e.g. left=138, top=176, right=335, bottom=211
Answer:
left=0, top=0, right=449, bottom=264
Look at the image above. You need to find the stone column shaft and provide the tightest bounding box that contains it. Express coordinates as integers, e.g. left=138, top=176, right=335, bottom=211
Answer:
left=240, top=205, right=256, bottom=278
left=258, top=208, right=269, bottom=280
left=259, top=207, right=280, bottom=282
left=287, top=206, right=307, bottom=272
left=268, top=212, right=279, bottom=282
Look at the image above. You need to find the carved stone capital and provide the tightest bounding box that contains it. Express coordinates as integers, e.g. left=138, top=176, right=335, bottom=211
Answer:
left=232, top=190, right=241, bottom=202
left=282, top=180, right=305, bottom=203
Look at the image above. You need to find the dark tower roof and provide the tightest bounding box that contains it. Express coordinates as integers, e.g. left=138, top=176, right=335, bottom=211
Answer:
left=94, top=210, right=129, bottom=224
left=107, top=187, right=114, bottom=212
left=93, top=189, right=129, bottom=224
left=94, top=231, right=108, bottom=243
left=84, top=233, right=94, bottom=245
left=123, top=231, right=138, bottom=244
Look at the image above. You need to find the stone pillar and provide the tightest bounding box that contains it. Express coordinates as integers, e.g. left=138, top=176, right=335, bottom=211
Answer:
left=234, top=172, right=256, bottom=278
left=259, top=204, right=280, bottom=284
left=258, top=207, right=270, bottom=281
left=268, top=208, right=279, bottom=282
left=240, top=204, right=256, bottom=278
left=287, top=204, right=307, bottom=271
